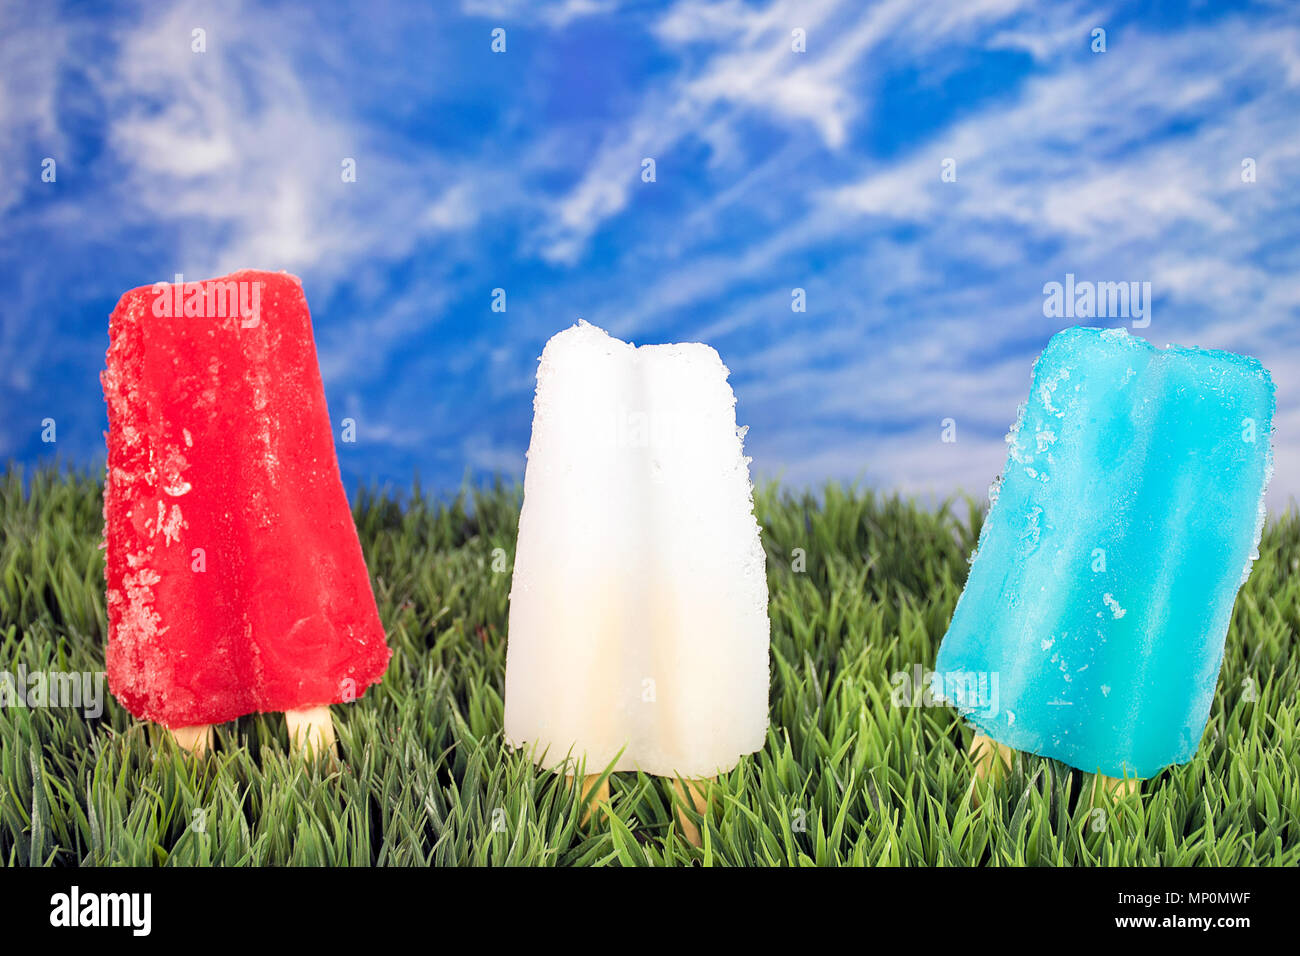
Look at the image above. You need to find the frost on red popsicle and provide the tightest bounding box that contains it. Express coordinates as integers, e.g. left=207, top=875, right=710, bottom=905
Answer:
left=101, top=270, right=390, bottom=729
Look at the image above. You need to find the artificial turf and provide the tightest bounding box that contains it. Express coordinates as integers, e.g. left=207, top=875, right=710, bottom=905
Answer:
left=1, top=466, right=1297, bottom=865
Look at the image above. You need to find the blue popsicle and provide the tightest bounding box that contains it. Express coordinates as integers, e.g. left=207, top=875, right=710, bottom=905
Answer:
left=933, top=327, right=1275, bottom=779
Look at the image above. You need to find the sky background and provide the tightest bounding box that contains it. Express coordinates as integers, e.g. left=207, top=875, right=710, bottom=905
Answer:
left=2, top=0, right=1298, bottom=508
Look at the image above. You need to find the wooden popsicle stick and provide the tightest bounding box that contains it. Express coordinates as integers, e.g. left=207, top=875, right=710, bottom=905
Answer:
left=968, top=731, right=1142, bottom=804
left=286, top=706, right=338, bottom=760
left=170, top=724, right=213, bottom=755
left=1091, top=773, right=1141, bottom=802
left=968, top=732, right=1014, bottom=782
left=672, top=776, right=713, bottom=848
left=966, top=733, right=1013, bottom=807
left=966, top=724, right=1143, bottom=810
left=568, top=773, right=610, bottom=825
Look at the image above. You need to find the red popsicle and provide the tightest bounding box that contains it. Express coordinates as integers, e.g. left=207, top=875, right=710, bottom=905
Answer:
left=101, top=269, right=390, bottom=744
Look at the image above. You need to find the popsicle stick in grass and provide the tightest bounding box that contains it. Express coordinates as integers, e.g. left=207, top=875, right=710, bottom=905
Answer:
left=672, top=777, right=714, bottom=848
left=968, top=732, right=1140, bottom=803
left=1090, top=773, right=1140, bottom=803
left=568, top=774, right=610, bottom=825
left=968, top=732, right=1014, bottom=783
left=286, top=706, right=338, bottom=760
left=169, top=724, right=213, bottom=756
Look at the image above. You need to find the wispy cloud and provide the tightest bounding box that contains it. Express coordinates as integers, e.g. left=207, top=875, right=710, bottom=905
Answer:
left=2, top=0, right=1297, bottom=510
left=544, top=3, right=1300, bottom=505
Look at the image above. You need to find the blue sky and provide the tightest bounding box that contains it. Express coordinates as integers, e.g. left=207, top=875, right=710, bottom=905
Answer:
left=3, top=0, right=1298, bottom=507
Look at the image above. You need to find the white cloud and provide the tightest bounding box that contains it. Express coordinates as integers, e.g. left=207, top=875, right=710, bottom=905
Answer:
left=538, top=0, right=1042, bottom=264
left=4, top=0, right=1297, bottom=510
left=98, top=1, right=482, bottom=278
left=988, top=10, right=1108, bottom=63
left=552, top=6, right=1300, bottom=507
left=0, top=3, right=69, bottom=217
left=460, top=0, right=618, bottom=28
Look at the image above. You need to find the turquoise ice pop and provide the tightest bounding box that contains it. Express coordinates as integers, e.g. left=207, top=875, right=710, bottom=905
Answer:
left=933, top=327, right=1275, bottom=779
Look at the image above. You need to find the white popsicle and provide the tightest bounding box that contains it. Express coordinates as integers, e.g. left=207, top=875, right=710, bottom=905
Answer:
left=505, top=321, right=770, bottom=779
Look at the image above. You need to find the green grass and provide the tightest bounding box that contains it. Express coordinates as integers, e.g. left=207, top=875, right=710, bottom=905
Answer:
left=1, top=465, right=1297, bottom=866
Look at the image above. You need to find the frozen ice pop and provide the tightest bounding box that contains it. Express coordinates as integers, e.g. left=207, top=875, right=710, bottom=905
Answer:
left=505, top=321, right=770, bottom=783
left=933, top=327, right=1274, bottom=780
left=101, top=270, right=390, bottom=736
